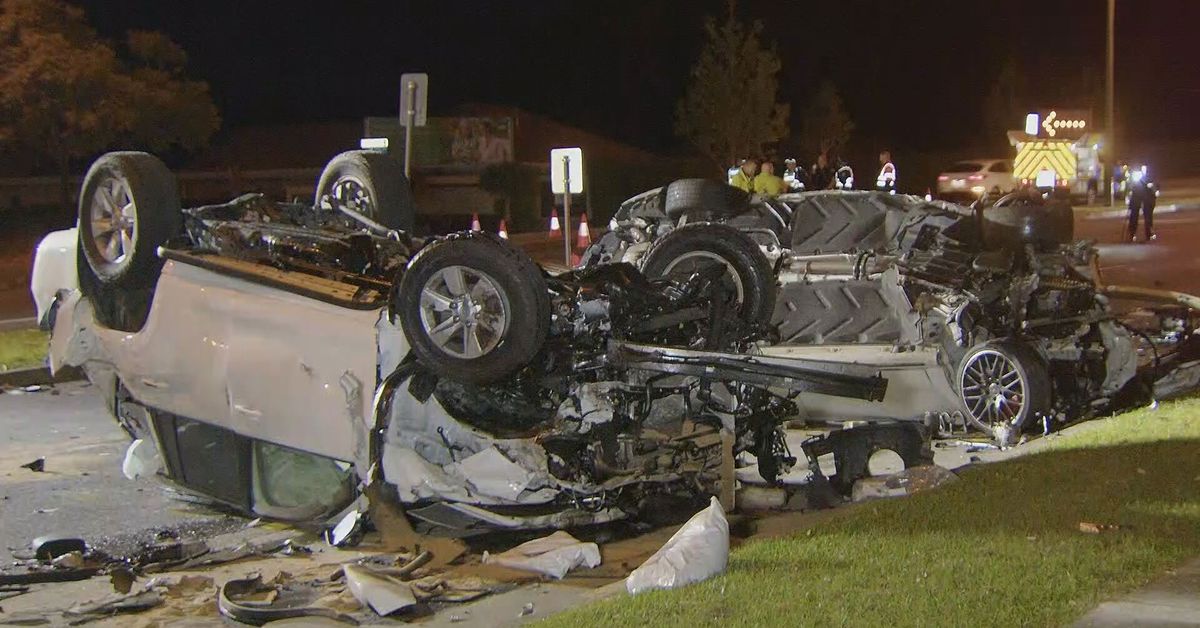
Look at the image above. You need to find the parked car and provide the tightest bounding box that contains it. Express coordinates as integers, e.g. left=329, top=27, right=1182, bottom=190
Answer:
left=583, top=180, right=1200, bottom=445
left=936, top=159, right=1015, bottom=199
left=33, top=153, right=892, bottom=531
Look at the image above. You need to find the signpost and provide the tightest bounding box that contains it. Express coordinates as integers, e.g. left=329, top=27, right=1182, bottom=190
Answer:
left=399, top=73, right=429, bottom=178
left=550, top=147, right=584, bottom=266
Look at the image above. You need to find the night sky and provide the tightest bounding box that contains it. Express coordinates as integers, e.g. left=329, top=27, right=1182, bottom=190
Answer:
left=75, top=0, right=1198, bottom=154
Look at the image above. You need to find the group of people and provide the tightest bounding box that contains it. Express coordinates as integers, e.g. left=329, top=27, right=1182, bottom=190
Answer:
left=728, top=150, right=897, bottom=196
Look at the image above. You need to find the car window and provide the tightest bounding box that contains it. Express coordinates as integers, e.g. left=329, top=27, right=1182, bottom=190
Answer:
left=988, top=161, right=1011, bottom=173
left=947, top=162, right=983, bottom=172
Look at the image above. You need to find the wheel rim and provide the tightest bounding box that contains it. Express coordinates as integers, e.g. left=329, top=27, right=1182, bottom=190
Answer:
left=418, top=265, right=509, bottom=359
left=660, top=251, right=745, bottom=304
left=88, top=175, right=138, bottom=268
left=330, top=176, right=375, bottom=218
left=960, top=349, right=1027, bottom=427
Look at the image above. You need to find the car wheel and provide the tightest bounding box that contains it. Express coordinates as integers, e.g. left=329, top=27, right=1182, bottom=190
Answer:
left=397, top=232, right=550, bottom=385
left=663, top=178, right=750, bottom=220
left=785, top=191, right=898, bottom=254
left=640, top=223, right=776, bottom=326
left=956, top=341, right=1051, bottom=444
left=316, top=150, right=415, bottom=232
left=76, top=152, right=181, bottom=332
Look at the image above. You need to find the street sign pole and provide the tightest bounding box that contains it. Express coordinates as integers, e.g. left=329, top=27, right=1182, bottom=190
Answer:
left=398, top=73, right=428, bottom=180
left=561, top=155, right=572, bottom=266
left=403, top=79, right=417, bottom=179
left=550, top=147, right=584, bottom=267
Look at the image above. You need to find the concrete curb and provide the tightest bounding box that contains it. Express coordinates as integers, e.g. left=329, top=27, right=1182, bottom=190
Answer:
left=0, top=365, right=83, bottom=388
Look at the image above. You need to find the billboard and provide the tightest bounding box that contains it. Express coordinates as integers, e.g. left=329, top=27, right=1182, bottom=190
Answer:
left=364, top=117, right=513, bottom=167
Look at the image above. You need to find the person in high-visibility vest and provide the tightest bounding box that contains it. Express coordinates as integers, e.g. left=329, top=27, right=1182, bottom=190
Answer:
left=876, top=150, right=897, bottom=194
left=729, top=157, right=759, bottom=193
left=753, top=160, right=788, bottom=196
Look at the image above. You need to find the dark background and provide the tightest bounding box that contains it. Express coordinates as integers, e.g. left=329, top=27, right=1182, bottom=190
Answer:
left=73, top=0, right=1198, bottom=156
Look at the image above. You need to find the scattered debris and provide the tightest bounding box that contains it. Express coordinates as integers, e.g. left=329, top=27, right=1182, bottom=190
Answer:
left=32, top=535, right=86, bottom=560
left=65, top=590, right=164, bottom=621
left=519, top=602, right=535, bottom=617
left=481, top=531, right=601, bottom=580
left=109, top=566, right=136, bottom=594
left=626, top=496, right=729, bottom=594
left=851, top=465, right=959, bottom=502
left=736, top=486, right=789, bottom=511
left=326, top=508, right=365, bottom=548
left=19, top=458, right=45, bottom=473
left=50, top=551, right=83, bottom=569
left=1078, top=521, right=1121, bottom=534
left=121, top=438, right=161, bottom=480
left=218, top=574, right=357, bottom=625
left=343, top=564, right=417, bottom=616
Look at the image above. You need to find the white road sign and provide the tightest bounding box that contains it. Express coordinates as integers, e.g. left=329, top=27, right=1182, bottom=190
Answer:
left=550, top=147, right=584, bottom=194
left=400, top=73, right=428, bottom=127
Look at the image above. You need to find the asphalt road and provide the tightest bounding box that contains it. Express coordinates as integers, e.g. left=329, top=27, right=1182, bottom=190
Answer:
left=0, top=381, right=240, bottom=566
left=1, top=196, right=1198, bottom=569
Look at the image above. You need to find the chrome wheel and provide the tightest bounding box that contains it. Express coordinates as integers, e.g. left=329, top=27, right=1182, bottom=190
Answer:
left=88, top=176, right=137, bottom=268
left=330, top=176, right=374, bottom=218
left=661, top=251, right=745, bottom=304
left=960, top=349, right=1027, bottom=427
left=418, top=265, right=509, bottom=359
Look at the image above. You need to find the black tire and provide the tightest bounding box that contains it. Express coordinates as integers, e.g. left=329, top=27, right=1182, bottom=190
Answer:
left=663, top=179, right=750, bottom=220
left=76, top=152, right=181, bottom=332
left=78, top=152, right=181, bottom=288
left=316, top=150, right=415, bottom=232
left=784, top=191, right=900, bottom=254
left=640, top=223, right=776, bottom=326
left=397, top=232, right=550, bottom=385
left=956, top=341, right=1051, bottom=440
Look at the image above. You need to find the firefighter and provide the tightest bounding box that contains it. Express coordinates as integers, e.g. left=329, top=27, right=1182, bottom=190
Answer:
left=1127, top=164, right=1159, bottom=243
left=729, top=157, right=759, bottom=193
left=754, top=160, right=788, bottom=196
left=876, top=149, right=897, bottom=194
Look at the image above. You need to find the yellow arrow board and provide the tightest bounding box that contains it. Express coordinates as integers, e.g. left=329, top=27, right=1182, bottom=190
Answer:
left=1014, top=140, right=1076, bottom=181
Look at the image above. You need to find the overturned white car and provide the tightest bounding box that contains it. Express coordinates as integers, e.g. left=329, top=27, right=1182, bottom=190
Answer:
left=32, top=152, right=890, bottom=532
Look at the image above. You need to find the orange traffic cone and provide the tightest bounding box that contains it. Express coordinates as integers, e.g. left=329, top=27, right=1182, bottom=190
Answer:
left=470, top=212, right=481, bottom=231
left=497, top=219, right=509, bottom=239
left=575, top=213, right=592, bottom=251
left=548, top=209, right=561, bottom=239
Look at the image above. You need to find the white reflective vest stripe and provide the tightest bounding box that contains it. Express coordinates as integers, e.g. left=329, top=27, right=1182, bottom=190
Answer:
left=876, top=162, right=896, bottom=188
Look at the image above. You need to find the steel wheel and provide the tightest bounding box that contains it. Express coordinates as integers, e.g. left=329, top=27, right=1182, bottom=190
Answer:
left=660, top=250, right=746, bottom=304
left=418, top=265, right=510, bottom=359
left=330, top=176, right=374, bottom=218
left=88, top=176, right=138, bottom=270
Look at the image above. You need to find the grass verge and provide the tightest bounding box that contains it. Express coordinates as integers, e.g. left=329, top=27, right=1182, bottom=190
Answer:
left=0, top=329, right=48, bottom=371
left=544, top=401, right=1200, bottom=627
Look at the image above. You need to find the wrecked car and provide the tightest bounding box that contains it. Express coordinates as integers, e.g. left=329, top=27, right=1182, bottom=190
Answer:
left=583, top=180, right=1200, bottom=444
left=31, top=152, right=891, bottom=531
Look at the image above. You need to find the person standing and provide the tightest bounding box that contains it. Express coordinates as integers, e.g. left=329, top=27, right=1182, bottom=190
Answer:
left=876, top=149, right=897, bottom=194
left=754, top=160, right=788, bottom=196
left=1127, top=164, right=1159, bottom=242
left=810, top=152, right=835, bottom=190
left=729, top=157, right=759, bottom=193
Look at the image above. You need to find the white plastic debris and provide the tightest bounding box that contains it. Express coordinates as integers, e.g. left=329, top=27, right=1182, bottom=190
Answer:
left=626, top=496, right=729, bottom=594
left=343, top=564, right=417, bottom=616
left=121, top=438, right=161, bottom=480
left=481, top=530, right=601, bottom=579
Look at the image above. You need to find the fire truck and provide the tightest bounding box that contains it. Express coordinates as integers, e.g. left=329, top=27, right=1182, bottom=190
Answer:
left=1007, top=109, right=1105, bottom=204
